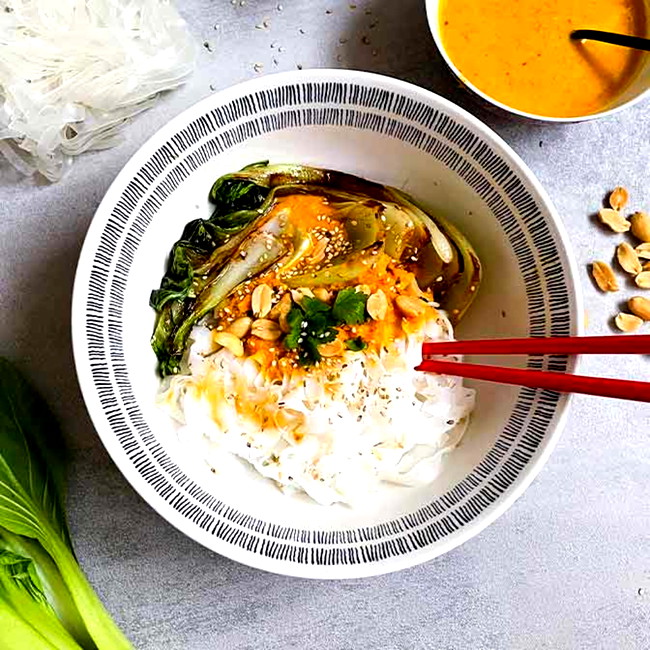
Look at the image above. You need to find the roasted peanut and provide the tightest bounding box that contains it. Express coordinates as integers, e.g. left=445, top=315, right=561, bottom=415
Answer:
left=634, top=271, right=650, bottom=289
left=268, top=292, right=293, bottom=333
left=615, top=313, right=643, bottom=333
left=227, top=316, right=252, bottom=338
left=635, top=243, right=650, bottom=260
left=598, top=208, right=630, bottom=233
left=367, top=289, right=388, bottom=320
left=628, top=296, right=650, bottom=321
left=313, top=288, right=332, bottom=303
left=608, top=186, right=629, bottom=211
left=251, top=318, right=282, bottom=341
left=213, top=331, right=245, bottom=357
left=630, top=211, right=650, bottom=243
left=395, top=295, right=427, bottom=318
left=290, top=287, right=314, bottom=303
left=616, top=242, right=642, bottom=275
left=591, top=261, right=619, bottom=292
left=251, top=284, right=273, bottom=318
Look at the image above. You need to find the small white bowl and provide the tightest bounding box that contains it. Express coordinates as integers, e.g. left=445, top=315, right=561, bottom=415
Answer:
left=72, top=69, right=582, bottom=578
left=425, top=0, right=650, bottom=122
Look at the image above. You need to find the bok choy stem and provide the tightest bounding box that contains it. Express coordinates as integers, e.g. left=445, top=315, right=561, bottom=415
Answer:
left=0, top=357, right=132, bottom=649
left=0, top=529, right=93, bottom=648
left=0, top=599, right=73, bottom=650
left=150, top=163, right=482, bottom=376
left=43, top=533, right=131, bottom=650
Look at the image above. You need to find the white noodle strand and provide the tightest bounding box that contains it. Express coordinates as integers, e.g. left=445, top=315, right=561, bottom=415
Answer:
left=0, top=0, right=195, bottom=181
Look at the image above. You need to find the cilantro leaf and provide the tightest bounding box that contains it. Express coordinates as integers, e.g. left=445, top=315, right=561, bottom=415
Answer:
left=282, top=290, right=371, bottom=366
left=304, top=312, right=333, bottom=339
left=284, top=307, right=304, bottom=350
left=283, top=297, right=338, bottom=365
left=298, top=339, right=322, bottom=366
left=300, top=295, right=331, bottom=314
left=331, top=288, right=368, bottom=325
left=345, top=337, right=367, bottom=352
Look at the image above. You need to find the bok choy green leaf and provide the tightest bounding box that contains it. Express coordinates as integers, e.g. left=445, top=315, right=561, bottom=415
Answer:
left=150, top=163, right=481, bottom=376
left=0, top=357, right=132, bottom=650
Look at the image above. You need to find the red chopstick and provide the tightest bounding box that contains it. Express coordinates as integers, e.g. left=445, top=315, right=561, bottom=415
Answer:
left=417, top=335, right=650, bottom=402
left=422, top=334, right=650, bottom=357
left=415, top=359, right=650, bottom=402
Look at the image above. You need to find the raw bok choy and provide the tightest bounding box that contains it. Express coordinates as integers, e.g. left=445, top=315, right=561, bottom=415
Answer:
left=150, top=162, right=481, bottom=376
left=0, top=357, right=132, bottom=650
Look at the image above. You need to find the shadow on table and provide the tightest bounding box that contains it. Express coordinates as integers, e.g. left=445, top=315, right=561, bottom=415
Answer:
left=0, top=157, right=54, bottom=188
left=2, top=220, right=104, bottom=454
left=0, top=159, right=36, bottom=189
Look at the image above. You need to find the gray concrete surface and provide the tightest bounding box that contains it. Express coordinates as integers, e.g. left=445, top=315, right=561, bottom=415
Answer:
left=1, top=1, right=649, bottom=648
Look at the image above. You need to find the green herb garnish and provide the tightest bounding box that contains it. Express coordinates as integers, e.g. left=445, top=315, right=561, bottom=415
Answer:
left=284, top=299, right=337, bottom=366
left=331, top=287, right=369, bottom=325
left=345, top=337, right=368, bottom=352
left=284, top=290, right=370, bottom=365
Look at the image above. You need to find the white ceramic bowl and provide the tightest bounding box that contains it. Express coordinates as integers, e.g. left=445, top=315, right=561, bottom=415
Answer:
left=72, top=69, right=582, bottom=578
left=425, top=0, right=650, bottom=122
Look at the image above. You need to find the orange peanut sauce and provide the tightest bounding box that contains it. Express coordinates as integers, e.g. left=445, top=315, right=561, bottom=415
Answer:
left=439, top=0, right=648, bottom=117
left=207, top=194, right=438, bottom=381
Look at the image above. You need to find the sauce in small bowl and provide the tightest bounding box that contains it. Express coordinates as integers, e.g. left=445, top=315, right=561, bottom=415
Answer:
left=429, top=0, right=649, bottom=121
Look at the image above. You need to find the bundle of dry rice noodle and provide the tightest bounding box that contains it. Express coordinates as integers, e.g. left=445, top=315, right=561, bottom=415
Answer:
left=0, top=0, right=195, bottom=181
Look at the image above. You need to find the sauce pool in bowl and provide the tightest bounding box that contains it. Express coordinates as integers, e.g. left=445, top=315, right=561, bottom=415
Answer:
left=438, top=0, right=648, bottom=118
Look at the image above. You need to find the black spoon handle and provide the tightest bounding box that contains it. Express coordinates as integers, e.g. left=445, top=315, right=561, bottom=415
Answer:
left=571, top=29, right=650, bottom=52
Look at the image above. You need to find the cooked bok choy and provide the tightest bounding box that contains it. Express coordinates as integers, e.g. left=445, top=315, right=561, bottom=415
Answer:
left=0, top=357, right=132, bottom=650
left=150, top=162, right=481, bottom=376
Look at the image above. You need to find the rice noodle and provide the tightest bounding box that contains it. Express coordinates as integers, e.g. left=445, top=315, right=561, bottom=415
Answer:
left=159, top=312, right=476, bottom=507
left=0, top=0, right=195, bottom=181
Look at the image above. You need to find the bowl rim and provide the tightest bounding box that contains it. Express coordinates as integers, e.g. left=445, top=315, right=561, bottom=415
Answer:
left=72, top=68, right=584, bottom=578
left=424, top=0, right=650, bottom=123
